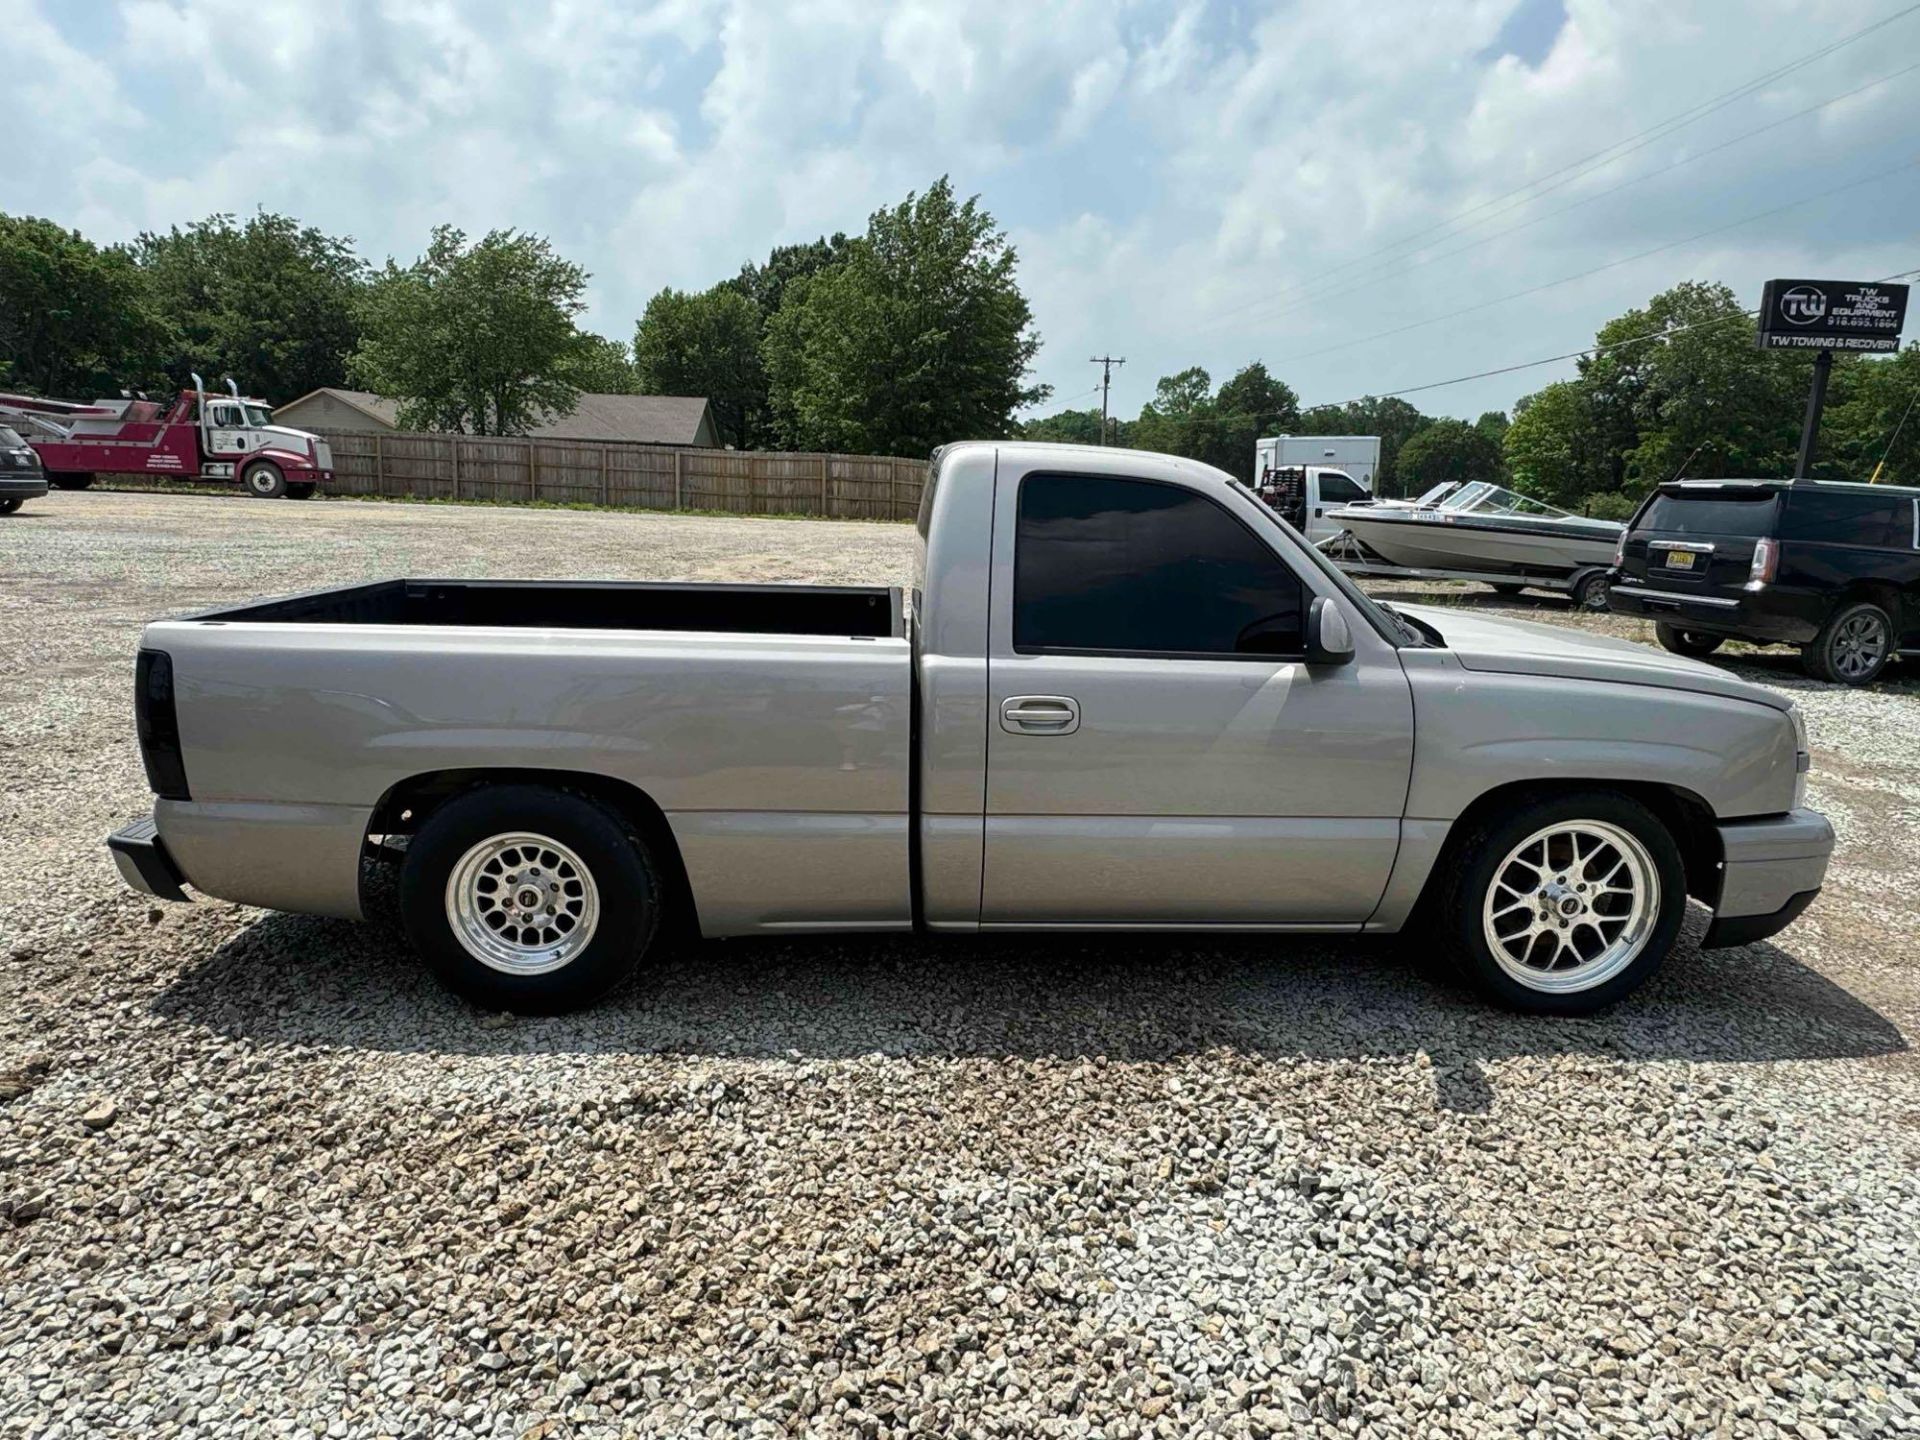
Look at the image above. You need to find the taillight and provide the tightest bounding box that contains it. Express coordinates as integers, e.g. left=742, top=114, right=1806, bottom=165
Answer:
left=134, top=649, right=191, bottom=800
left=1748, top=536, right=1778, bottom=587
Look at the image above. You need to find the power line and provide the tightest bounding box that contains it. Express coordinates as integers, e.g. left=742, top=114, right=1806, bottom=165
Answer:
left=1267, top=155, right=1920, bottom=369
left=1303, top=266, right=1920, bottom=410
left=1207, top=59, right=1920, bottom=335
left=1209, top=3, right=1920, bottom=326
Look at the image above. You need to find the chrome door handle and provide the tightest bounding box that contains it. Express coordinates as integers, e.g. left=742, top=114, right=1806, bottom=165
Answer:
left=1000, top=695, right=1080, bottom=734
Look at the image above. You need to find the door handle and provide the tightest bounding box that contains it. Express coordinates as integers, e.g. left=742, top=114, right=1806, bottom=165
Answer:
left=1001, top=695, right=1080, bottom=734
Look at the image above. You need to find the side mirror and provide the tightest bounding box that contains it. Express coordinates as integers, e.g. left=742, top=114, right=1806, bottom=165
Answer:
left=1305, top=596, right=1355, bottom=667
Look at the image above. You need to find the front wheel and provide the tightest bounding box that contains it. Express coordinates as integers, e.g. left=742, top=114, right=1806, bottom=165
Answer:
left=1655, top=622, right=1723, bottom=657
left=1436, top=790, right=1685, bottom=1014
left=0, top=498, right=21, bottom=515
left=399, top=785, right=661, bottom=1013
left=1802, top=601, right=1892, bottom=686
left=243, top=462, right=287, bottom=499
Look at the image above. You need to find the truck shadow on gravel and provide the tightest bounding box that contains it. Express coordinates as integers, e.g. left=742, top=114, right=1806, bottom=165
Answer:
left=151, top=907, right=1905, bottom=1114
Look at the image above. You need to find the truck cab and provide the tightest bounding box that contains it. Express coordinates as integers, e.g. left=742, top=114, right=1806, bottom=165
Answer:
left=1254, top=463, right=1375, bottom=545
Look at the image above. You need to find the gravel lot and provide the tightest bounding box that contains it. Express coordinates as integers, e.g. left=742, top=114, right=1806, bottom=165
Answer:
left=2, top=489, right=1917, bottom=1439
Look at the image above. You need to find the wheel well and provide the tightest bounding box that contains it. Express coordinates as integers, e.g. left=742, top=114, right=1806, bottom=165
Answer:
left=1833, top=580, right=1902, bottom=630
left=1414, top=778, right=1724, bottom=917
left=367, top=768, right=701, bottom=937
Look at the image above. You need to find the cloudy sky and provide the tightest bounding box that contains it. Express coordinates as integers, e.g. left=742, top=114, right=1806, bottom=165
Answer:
left=12, top=0, right=1919, bottom=422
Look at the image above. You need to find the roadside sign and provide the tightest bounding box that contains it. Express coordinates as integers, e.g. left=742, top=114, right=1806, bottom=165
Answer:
left=1757, top=278, right=1908, bottom=353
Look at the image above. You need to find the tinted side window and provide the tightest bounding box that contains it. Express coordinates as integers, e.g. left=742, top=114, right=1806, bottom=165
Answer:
left=1318, top=472, right=1368, bottom=504
left=1015, top=473, right=1305, bottom=656
left=1784, top=490, right=1907, bottom=548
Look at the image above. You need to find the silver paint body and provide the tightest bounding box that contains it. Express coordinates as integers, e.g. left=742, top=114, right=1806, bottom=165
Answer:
left=136, top=441, right=1829, bottom=937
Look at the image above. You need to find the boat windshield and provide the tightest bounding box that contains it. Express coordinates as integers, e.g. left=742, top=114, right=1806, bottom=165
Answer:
left=1445, top=482, right=1573, bottom=519
left=1413, top=481, right=1462, bottom=506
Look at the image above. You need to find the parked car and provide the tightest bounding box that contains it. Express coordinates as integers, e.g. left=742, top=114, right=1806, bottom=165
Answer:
left=1609, top=479, right=1920, bottom=685
left=0, top=425, right=48, bottom=515
left=108, top=442, right=1831, bottom=1016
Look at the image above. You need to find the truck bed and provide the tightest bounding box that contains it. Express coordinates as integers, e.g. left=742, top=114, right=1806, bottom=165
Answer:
left=193, top=578, right=905, bottom=639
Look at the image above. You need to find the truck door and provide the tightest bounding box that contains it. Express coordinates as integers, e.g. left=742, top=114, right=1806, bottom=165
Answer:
left=980, top=464, right=1414, bottom=926
left=1305, top=469, right=1369, bottom=545
left=204, top=402, right=254, bottom=471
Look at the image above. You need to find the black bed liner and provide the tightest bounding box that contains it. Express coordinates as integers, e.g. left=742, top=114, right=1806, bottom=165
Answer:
left=188, top=579, right=905, bottom=639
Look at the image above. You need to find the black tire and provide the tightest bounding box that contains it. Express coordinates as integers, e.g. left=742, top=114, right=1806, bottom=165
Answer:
left=1654, top=622, right=1723, bottom=658
left=1571, top=570, right=1611, bottom=612
left=1490, top=582, right=1525, bottom=596
left=399, top=784, right=660, bottom=1013
left=49, top=473, right=93, bottom=491
left=1801, top=600, right=1893, bottom=686
left=1434, top=789, right=1686, bottom=1015
left=286, top=481, right=317, bottom=500
left=243, top=461, right=287, bottom=499
left=0, top=498, right=21, bottom=516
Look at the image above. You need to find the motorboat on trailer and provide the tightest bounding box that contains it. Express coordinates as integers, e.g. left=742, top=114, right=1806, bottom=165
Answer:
left=1326, top=480, right=1624, bottom=577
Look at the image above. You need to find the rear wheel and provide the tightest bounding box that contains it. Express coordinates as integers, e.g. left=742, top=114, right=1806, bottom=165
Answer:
left=49, top=473, right=93, bottom=491
left=286, top=481, right=316, bottom=500
left=1654, top=622, right=1723, bottom=658
left=399, top=784, right=660, bottom=1013
left=244, top=462, right=287, bottom=499
left=0, top=498, right=21, bottom=515
left=1436, top=789, right=1685, bottom=1014
left=1571, top=569, right=1611, bottom=612
left=1802, top=600, right=1892, bottom=686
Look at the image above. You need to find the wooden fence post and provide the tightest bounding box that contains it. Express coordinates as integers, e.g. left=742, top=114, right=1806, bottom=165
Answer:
left=529, top=438, right=539, bottom=502
left=819, top=454, right=830, bottom=517
left=889, top=461, right=898, bottom=522
left=373, top=432, right=385, bottom=495
left=600, top=447, right=610, bottom=507
left=672, top=449, right=684, bottom=510
left=450, top=435, right=460, bottom=500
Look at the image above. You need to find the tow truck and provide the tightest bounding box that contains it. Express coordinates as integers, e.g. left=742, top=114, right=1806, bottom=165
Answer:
left=0, top=375, right=334, bottom=499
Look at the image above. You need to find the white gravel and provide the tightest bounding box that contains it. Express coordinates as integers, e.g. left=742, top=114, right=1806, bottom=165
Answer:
left=2, top=489, right=1918, bottom=1439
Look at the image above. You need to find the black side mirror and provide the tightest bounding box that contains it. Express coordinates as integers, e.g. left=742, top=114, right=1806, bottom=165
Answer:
left=1305, top=596, right=1355, bottom=667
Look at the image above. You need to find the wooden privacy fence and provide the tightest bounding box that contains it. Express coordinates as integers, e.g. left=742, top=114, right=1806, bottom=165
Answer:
left=313, top=429, right=926, bottom=522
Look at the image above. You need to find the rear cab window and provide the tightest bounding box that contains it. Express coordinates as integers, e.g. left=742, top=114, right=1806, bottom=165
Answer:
left=1014, top=473, right=1306, bottom=657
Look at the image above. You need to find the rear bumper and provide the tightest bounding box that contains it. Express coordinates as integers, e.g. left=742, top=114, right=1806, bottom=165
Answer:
left=0, top=473, right=49, bottom=500
left=1702, top=808, right=1834, bottom=949
left=107, top=817, right=190, bottom=903
left=1607, top=582, right=1819, bottom=645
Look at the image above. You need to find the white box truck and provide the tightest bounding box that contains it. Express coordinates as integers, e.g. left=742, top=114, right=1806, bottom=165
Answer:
left=1256, top=434, right=1381, bottom=491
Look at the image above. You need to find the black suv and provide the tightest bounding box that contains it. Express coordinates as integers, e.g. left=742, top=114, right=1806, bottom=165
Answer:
left=0, top=425, right=48, bottom=516
left=1609, top=479, right=1920, bottom=685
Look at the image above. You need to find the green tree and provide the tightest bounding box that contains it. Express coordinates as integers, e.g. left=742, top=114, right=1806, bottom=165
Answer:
left=725, top=234, right=856, bottom=324
left=1130, top=366, right=1217, bottom=461
left=1296, top=396, right=1429, bottom=496
left=349, top=226, right=590, bottom=435
left=1826, top=343, right=1920, bottom=485
left=133, top=211, right=366, bottom=403
left=0, top=214, right=168, bottom=396
left=764, top=178, right=1047, bottom=454
left=1504, top=381, right=1611, bottom=507
left=632, top=286, right=765, bottom=447
left=1474, top=410, right=1510, bottom=445
left=559, top=333, right=638, bottom=394
left=1209, top=362, right=1301, bottom=481
left=1019, top=406, right=1128, bottom=445
left=1396, top=416, right=1505, bottom=494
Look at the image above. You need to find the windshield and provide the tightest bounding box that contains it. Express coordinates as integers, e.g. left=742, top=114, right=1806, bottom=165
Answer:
left=0, top=426, right=26, bottom=448
left=1447, top=482, right=1572, bottom=518
left=1230, top=480, right=1420, bottom=647
left=1414, top=482, right=1461, bottom=506
left=244, top=405, right=272, bottom=427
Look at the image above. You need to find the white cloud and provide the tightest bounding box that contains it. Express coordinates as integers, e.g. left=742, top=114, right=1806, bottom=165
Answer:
left=9, top=0, right=1918, bottom=422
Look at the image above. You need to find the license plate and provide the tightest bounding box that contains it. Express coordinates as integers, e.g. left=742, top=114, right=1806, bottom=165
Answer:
left=1666, top=550, right=1696, bottom=570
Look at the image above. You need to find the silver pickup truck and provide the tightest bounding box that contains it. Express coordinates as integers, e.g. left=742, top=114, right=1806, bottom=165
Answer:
left=109, top=442, right=1833, bottom=1015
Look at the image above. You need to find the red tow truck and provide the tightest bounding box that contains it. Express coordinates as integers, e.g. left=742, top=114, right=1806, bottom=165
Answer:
left=0, top=375, right=334, bottom=499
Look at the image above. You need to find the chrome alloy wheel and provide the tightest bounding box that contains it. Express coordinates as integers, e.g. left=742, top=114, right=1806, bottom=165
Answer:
left=1831, top=611, right=1888, bottom=681
left=445, top=831, right=599, bottom=975
left=1481, top=820, right=1658, bottom=993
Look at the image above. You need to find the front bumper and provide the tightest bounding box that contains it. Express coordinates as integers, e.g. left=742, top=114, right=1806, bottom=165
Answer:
left=107, top=817, right=190, bottom=903
left=1702, top=808, right=1834, bottom=949
left=0, top=473, right=49, bottom=500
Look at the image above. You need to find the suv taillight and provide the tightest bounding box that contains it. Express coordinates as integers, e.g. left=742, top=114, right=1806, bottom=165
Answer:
left=1747, top=536, right=1778, bottom=588
left=134, top=649, right=191, bottom=800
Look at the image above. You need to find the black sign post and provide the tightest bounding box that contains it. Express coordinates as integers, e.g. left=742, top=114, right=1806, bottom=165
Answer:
left=1757, top=279, right=1909, bottom=480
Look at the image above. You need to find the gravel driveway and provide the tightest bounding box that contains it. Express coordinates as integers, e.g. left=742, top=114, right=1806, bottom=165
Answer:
left=2, top=490, right=1917, bottom=1439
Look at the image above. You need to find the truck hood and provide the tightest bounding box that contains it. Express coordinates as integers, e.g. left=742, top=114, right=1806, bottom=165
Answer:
left=260, top=425, right=318, bottom=450
left=1393, top=603, right=1792, bottom=712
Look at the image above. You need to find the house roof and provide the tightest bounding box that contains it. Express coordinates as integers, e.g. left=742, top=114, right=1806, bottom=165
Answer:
left=280, top=388, right=714, bottom=445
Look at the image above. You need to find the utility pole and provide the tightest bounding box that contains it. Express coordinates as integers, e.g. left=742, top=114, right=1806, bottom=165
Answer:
left=1089, top=355, right=1125, bottom=444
